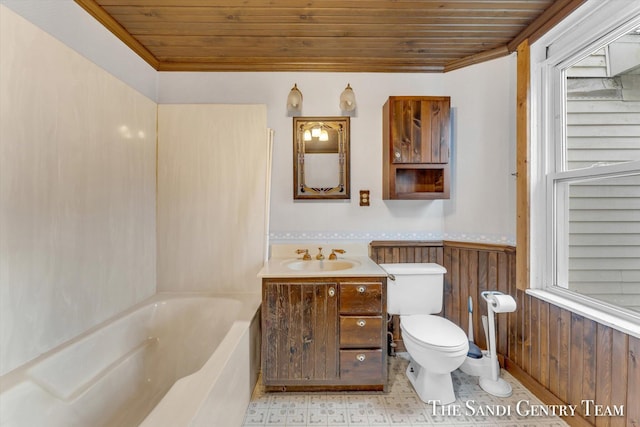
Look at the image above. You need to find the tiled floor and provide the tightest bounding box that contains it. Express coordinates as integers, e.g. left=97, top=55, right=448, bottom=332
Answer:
left=242, top=354, right=569, bottom=426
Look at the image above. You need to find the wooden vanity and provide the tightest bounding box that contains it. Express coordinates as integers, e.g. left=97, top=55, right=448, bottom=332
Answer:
left=261, top=275, right=387, bottom=391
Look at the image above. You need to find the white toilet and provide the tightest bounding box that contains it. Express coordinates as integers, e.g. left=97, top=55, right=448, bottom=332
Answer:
left=380, top=263, right=468, bottom=405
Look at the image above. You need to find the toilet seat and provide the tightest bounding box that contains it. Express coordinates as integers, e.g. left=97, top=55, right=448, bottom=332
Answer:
left=400, top=315, right=468, bottom=353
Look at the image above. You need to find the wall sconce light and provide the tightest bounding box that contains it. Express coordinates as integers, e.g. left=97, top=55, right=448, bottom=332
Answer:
left=339, top=83, right=357, bottom=113
left=287, top=83, right=303, bottom=116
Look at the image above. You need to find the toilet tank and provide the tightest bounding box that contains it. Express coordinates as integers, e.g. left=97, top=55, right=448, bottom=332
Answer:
left=380, top=263, right=447, bottom=315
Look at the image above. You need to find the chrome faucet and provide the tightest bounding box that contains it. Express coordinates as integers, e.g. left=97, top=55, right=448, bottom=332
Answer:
left=329, top=249, right=346, bottom=260
left=296, top=249, right=311, bottom=260
left=316, top=247, right=325, bottom=260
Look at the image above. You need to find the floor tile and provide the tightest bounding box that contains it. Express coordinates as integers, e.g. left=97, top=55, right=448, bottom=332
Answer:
left=242, top=355, right=570, bottom=427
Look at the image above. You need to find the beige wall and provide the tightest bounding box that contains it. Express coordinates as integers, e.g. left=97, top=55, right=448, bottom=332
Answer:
left=156, top=56, right=517, bottom=246
left=0, top=6, right=157, bottom=375
left=156, top=104, right=268, bottom=293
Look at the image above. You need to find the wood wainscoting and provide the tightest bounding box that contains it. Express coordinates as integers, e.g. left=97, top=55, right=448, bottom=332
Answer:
left=369, top=240, right=640, bottom=427
left=370, top=240, right=514, bottom=356
left=510, top=290, right=640, bottom=427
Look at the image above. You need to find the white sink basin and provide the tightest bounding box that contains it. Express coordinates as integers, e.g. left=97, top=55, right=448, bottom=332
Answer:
left=283, top=259, right=361, bottom=272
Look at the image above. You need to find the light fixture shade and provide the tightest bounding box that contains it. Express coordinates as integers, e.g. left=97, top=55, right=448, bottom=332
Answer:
left=303, top=130, right=312, bottom=141
left=287, top=83, right=303, bottom=115
left=339, top=83, right=356, bottom=112
left=319, top=129, right=329, bottom=141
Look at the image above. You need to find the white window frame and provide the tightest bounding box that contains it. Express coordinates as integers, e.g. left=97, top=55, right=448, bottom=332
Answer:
left=529, top=0, right=640, bottom=337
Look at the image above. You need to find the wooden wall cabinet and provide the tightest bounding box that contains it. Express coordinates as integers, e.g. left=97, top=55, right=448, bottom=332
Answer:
left=262, top=277, right=387, bottom=391
left=382, top=96, right=451, bottom=199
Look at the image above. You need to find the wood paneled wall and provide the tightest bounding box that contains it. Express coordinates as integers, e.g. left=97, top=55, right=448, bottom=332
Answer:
left=442, top=242, right=515, bottom=356
left=511, top=290, right=640, bottom=427
left=369, top=241, right=444, bottom=266
left=369, top=240, right=640, bottom=427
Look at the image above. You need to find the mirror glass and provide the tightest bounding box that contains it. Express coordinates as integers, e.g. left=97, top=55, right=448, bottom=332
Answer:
left=293, top=117, right=350, bottom=199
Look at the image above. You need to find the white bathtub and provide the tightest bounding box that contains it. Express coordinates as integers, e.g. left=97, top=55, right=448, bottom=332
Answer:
left=0, top=293, right=261, bottom=427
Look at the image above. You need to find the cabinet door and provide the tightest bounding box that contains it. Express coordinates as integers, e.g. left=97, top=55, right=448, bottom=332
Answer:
left=390, top=97, right=450, bottom=164
left=263, top=281, right=339, bottom=383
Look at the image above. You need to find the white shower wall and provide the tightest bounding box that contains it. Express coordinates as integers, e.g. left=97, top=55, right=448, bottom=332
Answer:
left=156, top=105, right=268, bottom=293
left=0, top=6, right=157, bottom=376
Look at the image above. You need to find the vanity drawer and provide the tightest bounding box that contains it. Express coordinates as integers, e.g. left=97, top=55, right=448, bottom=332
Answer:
left=339, top=349, right=384, bottom=381
left=339, top=316, right=383, bottom=348
left=339, top=282, right=382, bottom=314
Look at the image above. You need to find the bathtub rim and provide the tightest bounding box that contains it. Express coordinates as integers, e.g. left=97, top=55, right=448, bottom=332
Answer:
left=0, top=291, right=261, bottom=394
left=138, top=318, right=257, bottom=427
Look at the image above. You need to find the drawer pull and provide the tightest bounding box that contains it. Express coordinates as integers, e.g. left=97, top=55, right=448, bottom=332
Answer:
left=356, top=354, right=366, bottom=362
left=357, top=286, right=366, bottom=293
left=357, top=319, right=366, bottom=327
left=328, top=287, right=336, bottom=297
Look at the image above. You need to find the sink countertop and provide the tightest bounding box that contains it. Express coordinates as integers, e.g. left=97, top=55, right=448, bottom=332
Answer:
left=258, top=256, right=387, bottom=278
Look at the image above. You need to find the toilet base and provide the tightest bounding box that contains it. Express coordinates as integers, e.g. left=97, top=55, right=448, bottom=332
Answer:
left=406, top=360, right=456, bottom=405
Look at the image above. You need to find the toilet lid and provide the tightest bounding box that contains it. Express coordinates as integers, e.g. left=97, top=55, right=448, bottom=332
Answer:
left=401, top=315, right=468, bottom=350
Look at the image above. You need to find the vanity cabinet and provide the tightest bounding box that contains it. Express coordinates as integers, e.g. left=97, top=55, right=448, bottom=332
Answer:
left=262, top=277, right=387, bottom=391
left=382, top=96, right=451, bottom=199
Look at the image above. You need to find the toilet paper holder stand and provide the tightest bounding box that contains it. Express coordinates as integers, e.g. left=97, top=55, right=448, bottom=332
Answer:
left=479, top=291, right=517, bottom=398
left=481, top=290, right=516, bottom=313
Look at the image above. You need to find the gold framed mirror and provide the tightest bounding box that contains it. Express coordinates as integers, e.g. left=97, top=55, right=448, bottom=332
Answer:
left=293, top=117, right=350, bottom=200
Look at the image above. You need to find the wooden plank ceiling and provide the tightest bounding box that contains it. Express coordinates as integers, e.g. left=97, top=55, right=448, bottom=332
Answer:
left=74, top=0, right=585, bottom=73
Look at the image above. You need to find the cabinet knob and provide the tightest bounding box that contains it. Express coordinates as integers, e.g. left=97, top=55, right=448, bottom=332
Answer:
left=357, top=286, right=366, bottom=293
left=356, top=354, right=366, bottom=362
left=357, top=319, right=366, bottom=327
left=328, top=287, right=336, bottom=297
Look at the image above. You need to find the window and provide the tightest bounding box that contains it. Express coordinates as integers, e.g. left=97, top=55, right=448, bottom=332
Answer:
left=530, top=0, right=640, bottom=325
